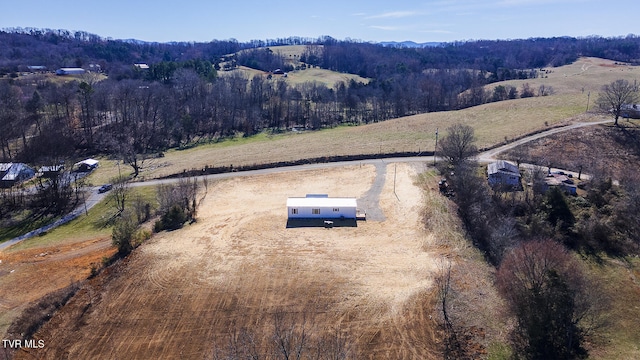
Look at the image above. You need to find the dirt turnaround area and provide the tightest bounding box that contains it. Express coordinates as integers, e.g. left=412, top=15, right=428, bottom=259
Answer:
left=22, top=163, right=442, bottom=359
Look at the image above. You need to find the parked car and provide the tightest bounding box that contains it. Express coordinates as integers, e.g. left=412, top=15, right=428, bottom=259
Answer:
left=98, top=184, right=113, bottom=193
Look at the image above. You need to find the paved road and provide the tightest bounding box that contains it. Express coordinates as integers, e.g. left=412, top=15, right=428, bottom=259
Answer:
left=478, top=119, right=613, bottom=163
left=1, top=119, right=611, bottom=250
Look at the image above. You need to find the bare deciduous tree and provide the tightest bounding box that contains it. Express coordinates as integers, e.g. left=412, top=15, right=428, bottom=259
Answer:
left=438, top=124, right=478, bottom=167
left=109, top=175, right=130, bottom=215
left=596, top=79, right=639, bottom=126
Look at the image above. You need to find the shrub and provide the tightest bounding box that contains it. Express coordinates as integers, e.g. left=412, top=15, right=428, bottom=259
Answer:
left=497, top=240, right=591, bottom=359
left=112, top=211, right=137, bottom=255
left=160, top=204, right=188, bottom=231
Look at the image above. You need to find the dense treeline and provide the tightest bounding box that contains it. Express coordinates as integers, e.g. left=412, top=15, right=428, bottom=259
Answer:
left=0, top=28, right=245, bottom=77
left=3, top=28, right=640, bottom=77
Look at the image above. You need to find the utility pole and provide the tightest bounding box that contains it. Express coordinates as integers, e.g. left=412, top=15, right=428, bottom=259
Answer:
left=434, top=128, right=439, bottom=166
left=586, top=91, right=590, bottom=112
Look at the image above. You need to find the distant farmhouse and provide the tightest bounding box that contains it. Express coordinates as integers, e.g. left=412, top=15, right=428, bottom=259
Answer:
left=27, top=65, right=47, bottom=73
left=543, top=173, right=577, bottom=195
left=487, top=160, right=521, bottom=188
left=56, top=67, right=86, bottom=76
left=0, top=163, right=35, bottom=188
left=287, top=194, right=358, bottom=219
left=38, top=164, right=65, bottom=178
left=74, top=158, right=99, bottom=172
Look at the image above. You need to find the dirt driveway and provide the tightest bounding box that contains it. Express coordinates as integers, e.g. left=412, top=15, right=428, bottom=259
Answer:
left=23, top=163, right=442, bottom=359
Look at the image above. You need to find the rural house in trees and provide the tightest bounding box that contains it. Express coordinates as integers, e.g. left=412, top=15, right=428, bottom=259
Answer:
left=621, top=104, right=640, bottom=119
left=38, top=165, right=65, bottom=178
left=74, top=158, right=99, bottom=172
left=543, top=173, right=577, bottom=195
left=487, top=160, right=521, bottom=188
left=287, top=194, right=358, bottom=219
left=0, top=163, right=35, bottom=188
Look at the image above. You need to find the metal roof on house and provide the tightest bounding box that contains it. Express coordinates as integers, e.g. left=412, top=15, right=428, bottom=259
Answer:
left=487, top=160, right=520, bottom=176
left=74, top=158, right=99, bottom=167
left=1, top=163, right=34, bottom=181
left=287, top=197, right=357, bottom=208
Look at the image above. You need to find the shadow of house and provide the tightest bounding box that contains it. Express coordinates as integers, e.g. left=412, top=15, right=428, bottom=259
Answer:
left=0, top=163, right=35, bottom=188
left=286, top=218, right=357, bottom=228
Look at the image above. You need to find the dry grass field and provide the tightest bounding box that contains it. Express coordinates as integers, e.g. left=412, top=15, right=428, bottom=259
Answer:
left=0, top=238, right=115, bottom=338
left=16, top=163, right=463, bottom=359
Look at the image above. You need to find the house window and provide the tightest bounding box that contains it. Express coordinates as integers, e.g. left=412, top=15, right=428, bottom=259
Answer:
left=291, top=208, right=298, bottom=215
left=312, top=208, right=320, bottom=215
left=333, top=208, right=339, bottom=212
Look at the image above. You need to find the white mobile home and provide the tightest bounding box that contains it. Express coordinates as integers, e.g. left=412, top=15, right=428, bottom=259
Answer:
left=287, top=194, right=357, bottom=219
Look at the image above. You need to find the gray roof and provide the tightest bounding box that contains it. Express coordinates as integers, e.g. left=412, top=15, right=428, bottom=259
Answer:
left=487, top=160, right=519, bottom=176
left=1, top=163, right=35, bottom=181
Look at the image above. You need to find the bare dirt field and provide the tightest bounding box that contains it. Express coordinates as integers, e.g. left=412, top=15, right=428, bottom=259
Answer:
left=0, top=237, right=115, bottom=336
left=21, top=163, right=444, bottom=359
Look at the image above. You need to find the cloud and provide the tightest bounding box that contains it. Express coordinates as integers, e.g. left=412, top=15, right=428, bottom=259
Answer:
left=369, top=25, right=401, bottom=31
left=494, top=0, right=584, bottom=6
left=366, top=11, right=417, bottom=19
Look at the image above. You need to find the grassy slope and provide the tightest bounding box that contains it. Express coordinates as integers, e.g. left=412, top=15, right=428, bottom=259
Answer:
left=4, top=186, right=157, bottom=252
left=86, top=57, right=640, bottom=183
left=585, top=256, right=640, bottom=359
left=220, top=44, right=368, bottom=87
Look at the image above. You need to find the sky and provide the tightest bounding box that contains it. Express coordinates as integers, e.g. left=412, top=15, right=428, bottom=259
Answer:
left=1, top=0, right=637, bottom=44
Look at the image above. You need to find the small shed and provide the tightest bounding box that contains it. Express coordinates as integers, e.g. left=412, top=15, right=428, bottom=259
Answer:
left=74, top=158, right=99, bottom=172
left=487, top=160, right=521, bottom=187
left=287, top=194, right=358, bottom=219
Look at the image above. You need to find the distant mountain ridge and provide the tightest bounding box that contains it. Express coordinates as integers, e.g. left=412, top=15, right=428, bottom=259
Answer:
left=379, top=41, right=443, bottom=48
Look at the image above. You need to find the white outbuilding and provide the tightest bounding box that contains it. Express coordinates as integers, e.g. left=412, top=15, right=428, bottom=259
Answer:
left=74, top=158, right=99, bottom=172
left=287, top=194, right=358, bottom=219
left=56, top=67, right=86, bottom=75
